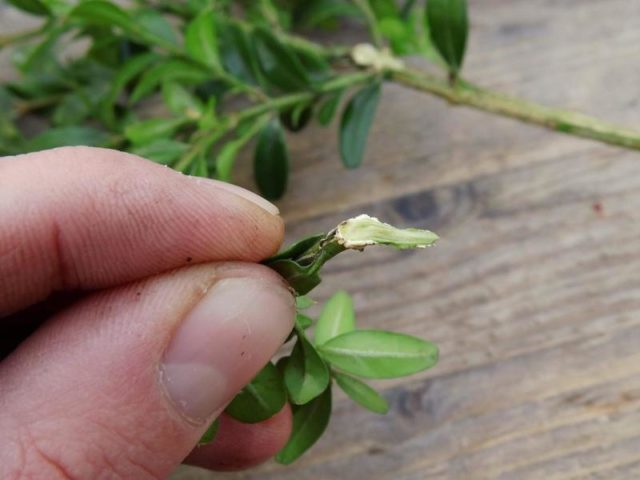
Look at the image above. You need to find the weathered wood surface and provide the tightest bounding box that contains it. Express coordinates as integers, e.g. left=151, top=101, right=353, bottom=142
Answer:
left=5, top=0, right=640, bottom=478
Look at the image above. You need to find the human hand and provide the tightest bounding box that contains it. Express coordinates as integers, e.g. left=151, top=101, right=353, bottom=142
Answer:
left=0, top=147, right=295, bottom=478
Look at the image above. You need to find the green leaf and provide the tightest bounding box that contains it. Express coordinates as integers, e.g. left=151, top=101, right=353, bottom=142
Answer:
left=13, top=25, right=63, bottom=74
left=217, top=19, right=262, bottom=85
left=130, top=60, right=209, bottom=104
left=162, top=82, right=203, bottom=118
left=339, top=82, right=381, bottom=168
left=130, top=139, right=189, bottom=165
left=198, top=418, right=220, bottom=446
left=6, top=0, right=50, bottom=16
left=296, top=295, right=316, bottom=310
left=70, top=1, right=135, bottom=32
left=319, top=330, right=439, bottom=378
left=294, top=47, right=331, bottom=84
left=25, top=126, right=110, bottom=152
left=71, top=1, right=177, bottom=50
left=317, top=90, right=343, bottom=126
left=253, top=27, right=309, bottom=91
left=379, top=16, right=416, bottom=55
left=254, top=118, right=289, bottom=200
left=276, top=386, right=331, bottom=464
left=294, top=0, right=361, bottom=28
left=215, top=116, right=267, bottom=181
left=284, top=331, right=330, bottom=404
left=100, top=52, right=159, bottom=126
left=333, top=371, right=389, bottom=414
left=314, top=290, right=356, bottom=346
left=425, top=0, right=468, bottom=75
left=296, top=313, right=313, bottom=329
left=267, top=260, right=321, bottom=295
left=52, top=93, right=91, bottom=126
left=135, top=8, right=178, bottom=47
left=266, top=234, right=324, bottom=263
left=189, top=153, right=209, bottom=178
left=280, top=103, right=312, bottom=133
left=185, top=10, right=220, bottom=70
left=225, top=362, right=287, bottom=423
left=124, top=117, right=188, bottom=145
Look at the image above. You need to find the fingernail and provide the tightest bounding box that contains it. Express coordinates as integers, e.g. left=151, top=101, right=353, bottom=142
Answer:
left=212, top=181, right=280, bottom=216
left=160, top=277, right=294, bottom=423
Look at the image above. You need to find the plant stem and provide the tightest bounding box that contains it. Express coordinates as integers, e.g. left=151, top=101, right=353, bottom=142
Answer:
left=175, top=71, right=376, bottom=173
left=230, top=17, right=349, bottom=59
left=391, top=68, right=640, bottom=151
left=232, top=71, right=377, bottom=125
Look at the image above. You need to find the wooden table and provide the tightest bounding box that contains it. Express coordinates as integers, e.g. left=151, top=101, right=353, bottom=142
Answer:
left=5, top=0, right=640, bottom=478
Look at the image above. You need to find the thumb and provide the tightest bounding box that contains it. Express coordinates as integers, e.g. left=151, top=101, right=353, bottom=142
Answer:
left=0, top=263, right=294, bottom=479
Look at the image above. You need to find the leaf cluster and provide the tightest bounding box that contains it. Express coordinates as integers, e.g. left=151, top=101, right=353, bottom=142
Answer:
left=213, top=289, right=438, bottom=464
left=199, top=216, right=439, bottom=463
left=1, top=0, right=469, bottom=199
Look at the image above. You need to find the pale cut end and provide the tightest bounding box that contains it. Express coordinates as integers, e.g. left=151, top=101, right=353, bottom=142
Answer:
left=334, top=214, right=439, bottom=250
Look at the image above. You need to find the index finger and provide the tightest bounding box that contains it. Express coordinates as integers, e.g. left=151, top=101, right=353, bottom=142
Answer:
left=0, top=147, right=284, bottom=316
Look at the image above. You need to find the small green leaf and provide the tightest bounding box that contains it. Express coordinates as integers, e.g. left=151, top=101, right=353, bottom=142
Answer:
left=198, top=418, right=220, bottom=446
left=135, top=8, right=178, bottom=46
left=275, top=386, right=332, bottom=464
left=296, top=295, right=316, bottom=310
left=266, top=259, right=321, bottom=295
left=6, top=0, right=50, bottom=16
left=314, top=291, right=356, bottom=346
left=254, top=118, right=289, bottom=200
left=215, top=116, right=268, bottom=181
left=185, top=10, right=220, bottom=70
left=379, top=16, right=416, bottom=55
left=52, top=93, right=91, bottom=126
left=162, top=82, right=203, bottom=118
left=130, top=60, right=209, bottom=104
left=253, top=27, right=309, bottom=91
left=294, top=47, right=332, bottom=84
left=13, top=25, right=62, bottom=74
left=70, top=1, right=135, bottom=32
left=333, top=371, right=389, bottom=414
left=317, top=90, right=343, bottom=126
left=25, top=126, right=110, bottom=152
left=284, top=331, right=330, bottom=404
left=294, top=0, right=361, bottom=28
left=217, top=19, right=262, bottom=85
left=71, top=1, right=176, bottom=50
left=225, top=362, right=287, bottom=423
left=124, top=117, right=188, bottom=145
left=339, top=82, right=381, bottom=168
left=130, top=139, right=189, bottom=166
left=280, top=103, right=313, bottom=133
left=266, top=234, right=324, bottom=263
left=319, top=330, right=439, bottom=378
left=100, top=52, right=159, bottom=127
left=425, top=0, right=468, bottom=76
left=296, top=313, right=313, bottom=329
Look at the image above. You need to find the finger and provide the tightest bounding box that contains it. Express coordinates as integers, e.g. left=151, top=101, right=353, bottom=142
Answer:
left=0, top=146, right=283, bottom=316
left=0, top=262, right=295, bottom=479
left=185, top=407, right=292, bottom=472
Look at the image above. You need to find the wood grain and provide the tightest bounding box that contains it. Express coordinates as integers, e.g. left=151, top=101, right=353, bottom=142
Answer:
left=4, top=0, right=640, bottom=478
